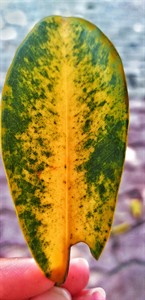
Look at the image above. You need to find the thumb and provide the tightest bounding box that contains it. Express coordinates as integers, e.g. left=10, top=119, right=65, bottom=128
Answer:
left=0, top=258, right=54, bottom=300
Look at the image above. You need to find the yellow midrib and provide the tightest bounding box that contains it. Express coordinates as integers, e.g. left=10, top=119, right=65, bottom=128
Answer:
left=61, top=19, right=70, bottom=250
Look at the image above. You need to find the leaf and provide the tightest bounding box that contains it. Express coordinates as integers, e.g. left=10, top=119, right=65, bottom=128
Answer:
left=130, top=199, right=143, bottom=218
left=1, top=16, right=129, bottom=284
left=111, top=222, right=131, bottom=235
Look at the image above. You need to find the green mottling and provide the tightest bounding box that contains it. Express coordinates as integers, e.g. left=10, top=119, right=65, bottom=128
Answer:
left=47, top=83, right=53, bottom=91
left=11, top=97, right=25, bottom=113
left=36, top=112, right=42, bottom=118
left=98, top=183, right=106, bottom=200
left=17, top=178, right=37, bottom=194
left=84, top=138, right=94, bottom=149
left=30, top=196, right=41, bottom=207
left=86, top=88, right=97, bottom=99
left=37, top=137, right=44, bottom=146
left=37, top=180, right=46, bottom=193
left=7, top=21, right=50, bottom=87
left=91, top=241, right=104, bottom=258
left=31, top=91, right=39, bottom=100
left=73, top=29, right=87, bottom=48
left=99, top=48, right=109, bottom=69
left=42, top=203, right=52, bottom=209
left=87, top=99, right=97, bottom=112
left=48, top=108, right=58, bottom=116
left=28, top=157, right=38, bottom=164
left=83, top=87, right=87, bottom=93
left=95, top=71, right=100, bottom=78
left=105, top=115, right=114, bottom=123
left=86, top=211, right=93, bottom=218
left=88, top=33, right=98, bottom=47
left=103, top=165, right=115, bottom=181
left=31, top=78, right=41, bottom=87
left=47, top=19, right=59, bottom=30
left=1, top=17, right=58, bottom=186
left=72, top=28, right=90, bottom=65
left=108, top=219, right=112, bottom=227
left=94, top=225, right=101, bottom=232
left=75, top=50, right=88, bottom=66
left=84, top=120, right=126, bottom=192
left=83, top=119, right=92, bottom=133
left=2, top=131, right=17, bottom=154
left=19, top=210, right=50, bottom=276
left=37, top=162, right=45, bottom=172
left=79, top=29, right=87, bottom=45
left=2, top=108, right=31, bottom=135
left=91, top=44, right=101, bottom=66
left=42, top=151, right=52, bottom=158
left=4, top=156, right=15, bottom=175
left=40, top=88, right=47, bottom=99
left=4, top=19, right=57, bottom=121
left=16, top=194, right=41, bottom=207
left=76, top=164, right=83, bottom=172
left=40, top=69, right=49, bottom=79
left=109, top=74, right=117, bottom=87
left=98, top=100, right=106, bottom=107
left=98, top=208, right=103, bottom=214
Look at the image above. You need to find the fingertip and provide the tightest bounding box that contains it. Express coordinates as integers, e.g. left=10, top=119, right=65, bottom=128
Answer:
left=62, top=258, right=89, bottom=295
left=92, top=288, right=106, bottom=300
left=71, top=258, right=89, bottom=269
left=72, top=288, right=106, bottom=300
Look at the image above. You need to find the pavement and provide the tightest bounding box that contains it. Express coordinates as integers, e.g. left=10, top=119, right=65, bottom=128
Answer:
left=0, top=1, right=145, bottom=299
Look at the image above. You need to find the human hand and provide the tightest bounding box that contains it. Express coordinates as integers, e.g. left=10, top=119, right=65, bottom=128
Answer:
left=0, top=257, right=106, bottom=300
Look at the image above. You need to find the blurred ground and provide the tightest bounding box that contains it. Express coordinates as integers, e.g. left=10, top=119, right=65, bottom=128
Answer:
left=0, top=1, right=145, bottom=299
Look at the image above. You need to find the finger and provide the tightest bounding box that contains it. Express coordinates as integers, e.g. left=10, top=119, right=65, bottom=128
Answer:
left=0, top=258, right=54, bottom=300
left=31, top=286, right=71, bottom=300
left=73, top=288, right=106, bottom=300
left=62, top=258, right=89, bottom=296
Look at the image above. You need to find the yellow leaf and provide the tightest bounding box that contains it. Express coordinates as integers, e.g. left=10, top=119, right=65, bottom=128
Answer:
left=1, top=16, right=129, bottom=284
left=111, top=222, right=131, bottom=235
left=130, top=199, right=142, bottom=218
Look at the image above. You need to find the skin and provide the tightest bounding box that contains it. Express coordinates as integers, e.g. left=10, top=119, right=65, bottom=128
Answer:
left=0, top=257, right=106, bottom=300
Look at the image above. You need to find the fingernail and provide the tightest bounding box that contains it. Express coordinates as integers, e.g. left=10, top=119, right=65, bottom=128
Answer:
left=92, top=288, right=106, bottom=300
left=33, top=286, right=71, bottom=300
left=72, top=257, right=89, bottom=268
left=50, top=287, right=71, bottom=300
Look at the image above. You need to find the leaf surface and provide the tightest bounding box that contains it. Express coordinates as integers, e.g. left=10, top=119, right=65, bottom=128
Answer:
left=1, top=16, right=129, bottom=284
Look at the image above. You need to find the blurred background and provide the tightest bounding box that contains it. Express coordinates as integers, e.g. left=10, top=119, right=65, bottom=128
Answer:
left=0, top=0, right=145, bottom=299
